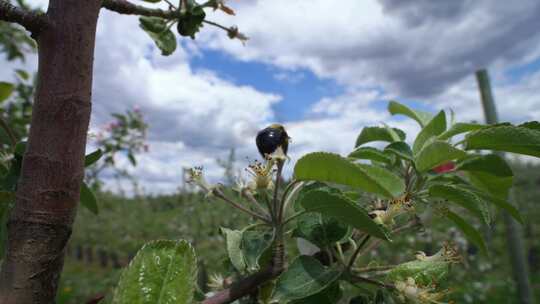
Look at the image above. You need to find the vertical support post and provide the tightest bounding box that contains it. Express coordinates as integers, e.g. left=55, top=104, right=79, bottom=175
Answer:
left=475, top=69, right=535, bottom=304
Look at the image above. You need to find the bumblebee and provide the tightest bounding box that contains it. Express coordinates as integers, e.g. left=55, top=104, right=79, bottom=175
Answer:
left=255, top=124, right=290, bottom=158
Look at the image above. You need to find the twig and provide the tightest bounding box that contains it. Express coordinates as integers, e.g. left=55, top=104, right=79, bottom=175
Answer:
left=102, top=0, right=245, bottom=40
left=353, top=218, right=423, bottom=261
left=353, top=264, right=396, bottom=273
left=203, top=222, right=285, bottom=304
left=102, top=0, right=180, bottom=19
left=348, top=274, right=395, bottom=290
left=213, top=189, right=270, bottom=223
left=282, top=210, right=307, bottom=226
left=163, top=0, right=177, bottom=10
left=243, top=191, right=270, bottom=220
left=202, top=19, right=230, bottom=31
left=0, top=0, right=49, bottom=34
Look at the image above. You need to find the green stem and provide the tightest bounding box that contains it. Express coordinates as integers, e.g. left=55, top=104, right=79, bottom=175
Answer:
left=346, top=235, right=370, bottom=270
left=213, top=188, right=271, bottom=223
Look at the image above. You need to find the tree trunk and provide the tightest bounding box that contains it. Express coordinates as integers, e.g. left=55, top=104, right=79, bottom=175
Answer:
left=0, top=1, right=101, bottom=303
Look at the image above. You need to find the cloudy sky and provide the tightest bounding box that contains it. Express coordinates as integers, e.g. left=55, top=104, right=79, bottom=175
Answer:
left=2, top=0, right=540, bottom=193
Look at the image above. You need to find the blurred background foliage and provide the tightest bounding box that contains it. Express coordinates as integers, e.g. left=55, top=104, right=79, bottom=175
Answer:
left=52, top=160, right=540, bottom=304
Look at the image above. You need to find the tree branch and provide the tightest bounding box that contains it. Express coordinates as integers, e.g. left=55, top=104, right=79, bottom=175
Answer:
left=202, top=230, right=285, bottom=304
left=101, top=0, right=180, bottom=19
left=0, top=0, right=49, bottom=34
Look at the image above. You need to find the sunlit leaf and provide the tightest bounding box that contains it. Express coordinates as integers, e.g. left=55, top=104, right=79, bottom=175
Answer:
left=429, top=185, right=490, bottom=225
left=355, top=127, right=405, bottom=147
left=112, top=240, right=197, bottom=304
left=139, top=17, right=177, bottom=56
left=348, top=147, right=393, bottom=164
left=221, top=228, right=246, bottom=272
left=438, top=123, right=485, bottom=140
left=464, top=124, right=540, bottom=157
left=273, top=255, right=342, bottom=301
left=0, top=82, right=15, bottom=103
left=456, top=154, right=512, bottom=177
left=80, top=182, right=99, bottom=215
left=413, top=110, right=447, bottom=154
left=415, top=141, right=467, bottom=172
left=294, top=152, right=405, bottom=198
left=387, top=260, right=450, bottom=286
left=299, top=189, right=389, bottom=240
left=387, top=100, right=433, bottom=127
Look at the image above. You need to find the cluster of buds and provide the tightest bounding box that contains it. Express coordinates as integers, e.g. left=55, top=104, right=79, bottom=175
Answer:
left=233, top=159, right=276, bottom=198
left=415, top=243, right=461, bottom=264
left=395, top=277, right=450, bottom=304
left=187, top=166, right=219, bottom=197
left=369, top=194, right=414, bottom=227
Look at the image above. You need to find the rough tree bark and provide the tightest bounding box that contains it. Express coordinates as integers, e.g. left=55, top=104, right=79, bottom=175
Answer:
left=0, top=0, right=101, bottom=302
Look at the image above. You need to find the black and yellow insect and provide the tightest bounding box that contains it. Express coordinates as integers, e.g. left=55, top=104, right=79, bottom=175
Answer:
left=255, top=124, right=290, bottom=158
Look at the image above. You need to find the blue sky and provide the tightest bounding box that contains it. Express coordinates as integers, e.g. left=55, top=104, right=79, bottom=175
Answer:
left=189, top=47, right=345, bottom=122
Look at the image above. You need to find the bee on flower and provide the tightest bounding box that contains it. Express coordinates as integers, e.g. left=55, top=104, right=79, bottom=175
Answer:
left=255, top=124, right=290, bottom=162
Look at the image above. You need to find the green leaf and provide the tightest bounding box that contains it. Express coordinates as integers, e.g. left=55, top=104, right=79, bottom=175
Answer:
left=139, top=17, right=177, bottom=56
left=294, top=152, right=405, bottom=198
left=293, top=212, right=349, bottom=248
left=221, top=228, right=246, bottom=272
left=384, top=141, right=413, bottom=162
left=0, top=82, right=15, bottom=103
left=290, top=282, right=342, bottom=304
left=299, top=189, right=389, bottom=240
left=177, top=5, right=206, bottom=38
left=348, top=147, right=393, bottom=164
left=471, top=190, right=523, bottom=224
left=128, top=153, right=137, bottom=166
left=241, top=229, right=273, bottom=272
left=273, top=255, right=342, bottom=301
left=80, top=182, right=98, bottom=215
left=415, top=141, right=467, bottom=172
left=14, top=141, right=26, bottom=156
left=438, top=123, right=485, bottom=140
left=456, top=154, right=512, bottom=177
left=387, top=100, right=433, bottom=127
left=445, top=210, right=488, bottom=256
left=387, top=260, right=450, bottom=286
left=429, top=185, right=490, bottom=225
left=467, top=171, right=512, bottom=200
left=355, top=127, right=405, bottom=147
left=464, top=124, right=540, bottom=157
left=15, top=69, right=29, bottom=80
left=413, top=110, right=447, bottom=154
left=293, top=182, right=336, bottom=212
left=84, top=149, right=103, bottom=167
left=112, top=240, right=197, bottom=304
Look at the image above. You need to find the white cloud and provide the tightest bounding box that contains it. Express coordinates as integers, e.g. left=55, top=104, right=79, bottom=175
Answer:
left=200, top=0, right=540, bottom=98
